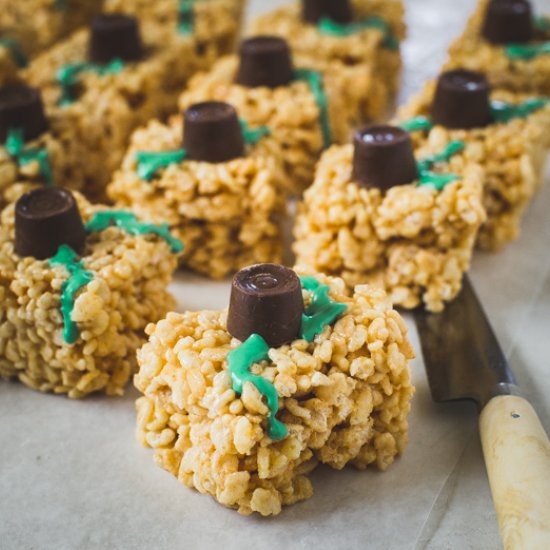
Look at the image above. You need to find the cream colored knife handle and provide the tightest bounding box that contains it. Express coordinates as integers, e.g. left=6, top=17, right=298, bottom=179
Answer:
left=480, top=395, right=550, bottom=550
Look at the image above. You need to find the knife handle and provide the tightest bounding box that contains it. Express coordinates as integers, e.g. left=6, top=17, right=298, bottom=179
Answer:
left=480, top=395, right=550, bottom=550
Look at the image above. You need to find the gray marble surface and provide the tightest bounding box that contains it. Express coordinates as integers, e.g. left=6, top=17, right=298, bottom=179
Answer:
left=2, top=1, right=550, bottom=549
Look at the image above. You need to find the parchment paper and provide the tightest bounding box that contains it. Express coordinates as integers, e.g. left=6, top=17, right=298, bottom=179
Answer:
left=2, top=1, right=549, bottom=549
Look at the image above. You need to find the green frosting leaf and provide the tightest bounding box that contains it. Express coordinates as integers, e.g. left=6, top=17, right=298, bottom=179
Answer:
left=490, top=97, right=548, bottom=123
left=505, top=42, right=550, bottom=60
left=0, top=37, right=28, bottom=68
left=416, top=140, right=465, bottom=191
left=317, top=15, right=398, bottom=49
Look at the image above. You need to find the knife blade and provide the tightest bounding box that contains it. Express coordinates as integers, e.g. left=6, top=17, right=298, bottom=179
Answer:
left=414, top=276, right=550, bottom=549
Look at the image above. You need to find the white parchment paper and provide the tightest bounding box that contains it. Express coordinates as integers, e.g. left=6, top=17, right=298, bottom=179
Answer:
left=1, top=1, right=549, bottom=549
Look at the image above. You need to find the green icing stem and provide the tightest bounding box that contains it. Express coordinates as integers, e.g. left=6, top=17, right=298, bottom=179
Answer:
left=490, top=97, right=548, bottom=123
left=5, top=128, right=54, bottom=186
left=417, top=140, right=465, bottom=191
left=57, top=58, right=124, bottom=106
left=299, top=276, right=348, bottom=342
left=0, top=37, right=28, bottom=68
left=400, top=116, right=433, bottom=133
left=136, top=150, right=187, bottom=181
left=85, top=210, right=183, bottom=253
left=49, top=245, right=94, bottom=345
left=317, top=15, right=398, bottom=49
left=227, top=334, right=288, bottom=441
left=227, top=276, right=348, bottom=441
left=295, top=68, right=332, bottom=149
left=135, top=118, right=270, bottom=181
left=178, top=0, right=195, bottom=34
left=505, top=42, right=550, bottom=60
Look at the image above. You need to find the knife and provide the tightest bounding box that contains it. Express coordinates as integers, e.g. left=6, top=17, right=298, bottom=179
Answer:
left=414, top=276, right=550, bottom=549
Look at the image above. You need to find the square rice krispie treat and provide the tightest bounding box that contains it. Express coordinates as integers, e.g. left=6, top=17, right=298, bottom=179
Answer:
left=0, top=187, right=182, bottom=398
left=22, top=13, right=215, bottom=199
left=397, top=69, right=550, bottom=250
left=250, top=0, right=405, bottom=126
left=447, top=0, right=550, bottom=95
left=0, top=84, right=92, bottom=207
left=108, top=101, right=286, bottom=279
left=293, top=125, right=486, bottom=312
left=0, top=0, right=103, bottom=58
left=103, top=0, right=247, bottom=57
left=179, top=36, right=352, bottom=194
left=135, top=263, right=415, bottom=516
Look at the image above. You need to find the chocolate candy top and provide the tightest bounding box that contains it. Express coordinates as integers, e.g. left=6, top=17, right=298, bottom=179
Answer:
left=89, top=14, right=144, bottom=64
left=481, top=0, right=533, bottom=45
left=302, top=0, right=353, bottom=24
left=431, top=69, right=493, bottom=130
left=352, top=125, right=419, bottom=190
left=15, top=188, right=87, bottom=260
left=227, top=264, right=304, bottom=348
left=183, top=101, right=245, bottom=163
left=0, top=84, right=48, bottom=142
left=235, top=36, right=294, bottom=89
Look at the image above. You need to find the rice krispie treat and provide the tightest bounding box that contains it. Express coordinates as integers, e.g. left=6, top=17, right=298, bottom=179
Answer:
left=22, top=13, right=213, bottom=199
left=0, top=83, right=93, bottom=207
left=136, top=263, right=415, bottom=516
left=293, top=125, right=486, bottom=312
left=179, top=36, right=352, bottom=194
left=0, top=39, right=27, bottom=86
left=0, top=0, right=102, bottom=58
left=250, top=0, right=405, bottom=126
left=447, top=0, right=550, bottom=95
left=397, top=69, right=550, bottom=250
left=103, top=0, right=247, bottom=57
left=0, top=187, right=182, bottom=398
left=108, top=101, right=286, bottom=279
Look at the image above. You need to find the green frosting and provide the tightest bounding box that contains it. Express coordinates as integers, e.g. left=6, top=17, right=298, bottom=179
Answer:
left=5, top=128, right=54, bottom=186
left=505, top=42, right=550, bottom=60
left=534, top=15, right=550, bottom=33
left=400, top=116, right=433, bottom=133
left=227, top=334, right=288, bottom=441
left=491, top=97, right=548, bottom=123
left=178, top=0, right=195, bottom=35
left=227, top=276, right=348, bottom=441
left=0, top=37, right=28, bottom=68
left=135, top=118, right=270, bottom=180
left=295, top=68, right=332, bottom=149
left=136, top=150, right=188, bottom=181
left=49, top=245, right=94, bottom=345
left=57, top=58, right=124, bottom=106
left=416, top=140, right=465, bottom=191
left=299, top=276, right=348, bottom=342
left=85, top=210, right=184, bottom=253
left=317, top=15, right=398, bottom=49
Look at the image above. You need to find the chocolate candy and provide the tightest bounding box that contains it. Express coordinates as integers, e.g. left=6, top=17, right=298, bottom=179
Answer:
left=183, top=102, right=245, bottom=163
left=431, top=70, right=493, bottom=130
left=302, top=0, right=353, bottom=24
left=235, top=36, right=294, bottom=89
left=352, top=125, right=418, bottom=190
left=89, top=14, right=144, bottom=64
left=0, top=84, right=48, bottom=142
left=482, top=0, right=533, bottom=44
left=227, top=264, right=304, bottom=348
left=15, top=188, right=87, bottom=260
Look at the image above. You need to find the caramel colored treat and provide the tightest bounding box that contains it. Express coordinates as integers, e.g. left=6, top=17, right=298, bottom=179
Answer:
left=397, top=79, right=550, bottom=251
left=250, top=0, right=405, bottom=126
left=103, top=0, right=247, bottom=57
left=227, top=264, right=304, bottom=347
left=0, top=0, right=102, bottom=58
left=293, top=141, right=486, bottom=312
left=107, top=113, right=286, bottom=279
left=178, top=53, right=352, bottom=194
left=135, top=271, right=415, bottom=515
left=22, top=20, right=219, bottom=200
left=446, top=0, right=550, bottom=96
left=0, top=192, right=180, bottom=398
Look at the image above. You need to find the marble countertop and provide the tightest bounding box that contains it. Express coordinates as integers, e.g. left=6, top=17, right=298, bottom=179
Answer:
left=2, top=1, right=550, bottom=549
